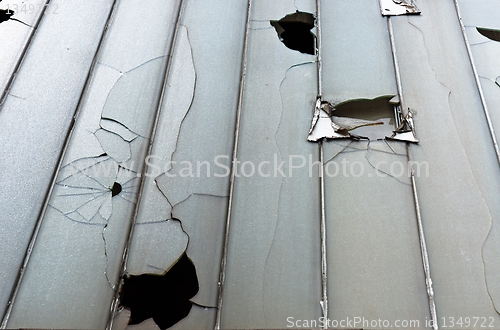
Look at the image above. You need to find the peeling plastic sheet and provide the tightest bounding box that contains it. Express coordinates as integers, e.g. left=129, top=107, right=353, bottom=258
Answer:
left=379, top=0, right=421, bottom=16
left=5, top=0, right=181, bottom=328
left=392, top=0, right=500, bottom=325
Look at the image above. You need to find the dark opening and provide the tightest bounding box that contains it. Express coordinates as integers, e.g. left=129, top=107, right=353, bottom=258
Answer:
left=477, top=27, right=500, bottom=42
left=332, top=96, right=396, bottom=140
left=0, top=9, right=14, bottom=24
left=270, top=11, right=316, bottom=55
left=111, top=182, right=122, bottom=197
left=120, top=253, right=199, bottom=329
left=0, top=8, right=30, bottom=26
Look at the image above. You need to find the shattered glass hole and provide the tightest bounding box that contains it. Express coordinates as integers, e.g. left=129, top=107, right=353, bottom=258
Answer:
left=120, top=253, right=199, bottom=329
left=111, top=182, right=122, bottom=197
left=0, top=8, right=30, bottom=26
left=270, top=11, right=316, bottom=55
left=476, top=27, right=500, bottom=43
left=331, top=96, right=397, bottom=140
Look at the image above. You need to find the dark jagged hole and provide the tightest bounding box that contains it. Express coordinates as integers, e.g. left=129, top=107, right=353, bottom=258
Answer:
left=332, top=96, right=397, bottom=140
left=270, top=11, right=316, bottom=55
left=111, top=182, right=122, bottom=197
left=0, top=8, right=14, bottom=24
left=477, top=27, right=500, bottom=43
left=120, top=253, right=199, bottom=329
left=0, top=8, right=30, bottom=26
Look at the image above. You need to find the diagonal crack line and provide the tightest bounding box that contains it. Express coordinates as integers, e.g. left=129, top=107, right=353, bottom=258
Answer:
left=102, top=223, right=116, bottom=290
left=443, top=89, right=500, bottom=315
left=260, top=60, right=316, bottom=325
left=407, top=18, right=451, bottom=92
left=165, top=25, right=197, bottom=175
left=98, top=117, right=146, bottom=140
left=323, top=142, right=354, bottom=164
left=364, top=141, right=410, bottom=185
left=384, top=139, right=403, bottom=155
left=276, top=60, right=316, bottom=163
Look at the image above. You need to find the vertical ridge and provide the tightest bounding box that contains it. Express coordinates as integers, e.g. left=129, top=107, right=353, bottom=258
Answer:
left=214, top=0, right=252, bottom=328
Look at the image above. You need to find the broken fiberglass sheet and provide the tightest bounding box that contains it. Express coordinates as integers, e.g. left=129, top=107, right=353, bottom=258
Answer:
left=118, top=0, right=248, bottom=328
left=220, top=0, right=323, bottom=328
left=319, top=0, right=430, bottom=322
left=0, top=0, right=115, bottom=321
left=392, top=0, right=500, bottom=324
left=0, top=0, right=47, bottom=102
left=6, top=0, right=181, bottom=328
left=458, top=0, right=500, bottom=158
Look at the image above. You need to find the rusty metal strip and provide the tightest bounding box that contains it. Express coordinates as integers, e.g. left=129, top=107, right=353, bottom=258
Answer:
left=214, top=1, right=252, bottom=328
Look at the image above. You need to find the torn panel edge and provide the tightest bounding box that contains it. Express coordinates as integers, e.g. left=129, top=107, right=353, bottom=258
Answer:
left=308, top=96, right=418, bottom=143
left=307, top=97, right=350, bottom=142
left=379, top=0, right=421, bottom=16
left=386, top=110, right=418, bottom=143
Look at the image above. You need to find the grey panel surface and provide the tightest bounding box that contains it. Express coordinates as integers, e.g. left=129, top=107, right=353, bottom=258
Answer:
left=220, top=1, right=322, bottom=328
left=0, top=0, right=114, bottom=320
left=320, top=0, right=397, bottom=102
left=392, top=0, right=500, bottom=326
left=323, top=140, right=431, bottom=325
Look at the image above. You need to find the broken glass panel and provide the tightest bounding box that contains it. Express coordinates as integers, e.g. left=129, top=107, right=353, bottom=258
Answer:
left=5, top=0, right=181, bottom=328
left=0, top=0, right=47, bottom=102
left=220, top=1, right=322, bottom=328
left=123, top=0, right=247, bottom=328
left=0, top=0, right=115, bottom=321
left=392, top=0, right=500, bottom=325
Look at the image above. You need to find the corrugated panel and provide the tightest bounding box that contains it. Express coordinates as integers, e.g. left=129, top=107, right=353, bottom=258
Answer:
left=1, top=0, right=500, bottom=329
left=0, top=0, right=114, bottom=321
left=393, top=0, right=500, bottom=326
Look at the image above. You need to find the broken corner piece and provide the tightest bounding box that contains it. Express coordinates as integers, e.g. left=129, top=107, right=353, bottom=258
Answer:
left=379, top=0, right=421, bottom=16
left=308, top=97, right=348, bottom=141
left=307, top=97, right=383, bottom=142
left=387, top=111, right=418, bottom=143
